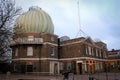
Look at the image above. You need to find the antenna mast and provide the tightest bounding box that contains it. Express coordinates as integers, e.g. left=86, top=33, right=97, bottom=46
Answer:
left=76, top=0, right=82, bottom=37
left=76, top=0, right=88, bottom=37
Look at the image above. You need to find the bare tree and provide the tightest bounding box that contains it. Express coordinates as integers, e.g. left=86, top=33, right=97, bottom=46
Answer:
left=0, top=0, right=21, bottom=61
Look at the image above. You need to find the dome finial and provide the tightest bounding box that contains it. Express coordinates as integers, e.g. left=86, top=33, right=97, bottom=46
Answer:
left=29, top=6, right=41, bottom=11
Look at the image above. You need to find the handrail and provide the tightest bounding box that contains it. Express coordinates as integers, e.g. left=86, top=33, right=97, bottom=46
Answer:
left=9, top=38, right=43, bottom=46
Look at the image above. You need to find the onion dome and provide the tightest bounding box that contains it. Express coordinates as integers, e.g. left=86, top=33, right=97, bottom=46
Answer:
left=14, top=6, right=54, bottom=34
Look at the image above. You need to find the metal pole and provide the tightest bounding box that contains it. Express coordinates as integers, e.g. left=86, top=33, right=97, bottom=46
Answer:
left=105, top=63, right=108, bottom=80
left=39, top=45, right=41, bottom=75
left=114, top=65, right=117, bottom=80
left=73, top=73, right=74, bottom=80
left=81, top=74, right=83, bottom=80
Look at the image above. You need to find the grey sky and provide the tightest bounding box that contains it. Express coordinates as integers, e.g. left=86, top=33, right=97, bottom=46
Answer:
left=15, top=0, right=120, bottom=50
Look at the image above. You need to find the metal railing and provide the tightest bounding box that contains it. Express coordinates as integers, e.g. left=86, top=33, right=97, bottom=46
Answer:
left=9, top=38, right=43, bottom=46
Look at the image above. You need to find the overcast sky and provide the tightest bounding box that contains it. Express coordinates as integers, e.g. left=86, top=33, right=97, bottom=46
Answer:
left=15, top=0, right=120, bottom=50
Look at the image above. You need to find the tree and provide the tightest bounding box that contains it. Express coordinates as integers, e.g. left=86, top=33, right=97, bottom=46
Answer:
left=0, top=0, right=21, bottom=62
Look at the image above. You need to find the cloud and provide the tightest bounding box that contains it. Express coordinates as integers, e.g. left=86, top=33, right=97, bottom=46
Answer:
left=15, top=0, right=120, bottom=50
left=78, top=0, right=120, bottom=50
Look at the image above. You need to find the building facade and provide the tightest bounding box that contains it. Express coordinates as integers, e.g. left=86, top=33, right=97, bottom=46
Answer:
left=107, top=49, right=120, bottom=72
left=9, top=7, right=108, bottom=75
left=59, top=37, right=108, bottom=74
left=9, top=7, right=59, bottom=75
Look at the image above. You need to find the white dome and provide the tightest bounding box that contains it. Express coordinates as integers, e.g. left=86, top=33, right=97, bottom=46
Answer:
left=60, top=36, right=70, bottom=42
left=14, top=7, right=54, bottom=34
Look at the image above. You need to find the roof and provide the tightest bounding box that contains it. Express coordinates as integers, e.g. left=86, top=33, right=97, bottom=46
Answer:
left=14, top=6, right=54, bottom=34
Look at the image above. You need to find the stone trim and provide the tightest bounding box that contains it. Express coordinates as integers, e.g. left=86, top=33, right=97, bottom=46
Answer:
left=59, top=57, right=107, bottom=61
left=43, top=42, right=58, bottom=46
left=60, top=41, right=83, bottom=46
left=12, top=58, right=58, bottom=61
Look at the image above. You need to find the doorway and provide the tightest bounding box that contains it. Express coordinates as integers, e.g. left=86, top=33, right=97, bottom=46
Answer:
left=21, top=65, right=26, bottom=73
left=78, top=63, right=82, bottom=74
left=26, top=65, right=33, bottom=72
left=54, top=63, right=58, bottom=74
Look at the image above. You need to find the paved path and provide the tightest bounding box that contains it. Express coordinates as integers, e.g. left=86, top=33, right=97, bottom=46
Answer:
left=0, top=73, right=120, bottom=80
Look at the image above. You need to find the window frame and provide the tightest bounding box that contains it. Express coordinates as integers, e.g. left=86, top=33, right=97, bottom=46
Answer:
left=15, top=48, right=18, bottom=56
left=27, top=46, right=33, bottom=56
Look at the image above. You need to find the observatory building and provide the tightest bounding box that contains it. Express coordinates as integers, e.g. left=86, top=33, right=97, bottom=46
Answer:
left=9, top=7, right=108, bottom=75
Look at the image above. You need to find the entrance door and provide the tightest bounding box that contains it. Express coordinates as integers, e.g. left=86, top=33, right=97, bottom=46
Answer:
left=54, top=63, right=58, bottom=74
left=21, top=65, right=26, bottom=73
left=78, top=63, right=82, bottom=74
left=27, top=65, right=33, bottom=72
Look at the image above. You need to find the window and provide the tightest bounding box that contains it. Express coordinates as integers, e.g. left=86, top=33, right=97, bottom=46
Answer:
left=14, top=64, right=17, bottom=72
left=91, top=48, right=94, bottom=56
left=88, top=47, right=91, bottom=55
left=104, top=51, right=107, bottom=58
left=15, top=48, right=18, bottom=56
left=85, top=63, right=88, bottom=72
left=95, top=62, right=97, bottom=70
left=28, top=36, right=34, bottom=41
left=60, top=62, right=63, bottom=70
left=85, top=46, right=88, bottom=55
left=100, top=62, right=103, bottom=69
left=50, top=47, right=54, bottom=56
left=99, top=50, right=101, bottom=57
left=95, top=62, right=99, bottom=70
left=67, top=62, right=71, bottom=70
left=96, top=49, right=98, bottom=57
left=27, top=47, right=33, bottom=56
left=51, top=36, right=55, bottom=42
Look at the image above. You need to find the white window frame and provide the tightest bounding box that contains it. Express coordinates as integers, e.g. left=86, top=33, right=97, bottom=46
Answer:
left=50, top=47, right=55, bottom=56
left=99, top=50, right=101, bottom=57
left=85, top=63, right=88, bottom=72
left=15, top=48, right=18, bottom=56
left=51, top=36, right=55, bottom=42
left=60, top=62, right=63, bottom=70
left=27, top=46, right=33, bottom=56
left=67, top=62, right=71, bottom=70
left=96, top=49, right=98, bottom=57
left=104, top=51, right=107, bottom=58
left=28, top=36, right=34, bottom=41
left=95, top=62, right=97, bottom=70
left=85, top=46, right=88, bottom=55
left=91, top=48, right=94, bottom=56
left=88, top=47, right=91, bottom=55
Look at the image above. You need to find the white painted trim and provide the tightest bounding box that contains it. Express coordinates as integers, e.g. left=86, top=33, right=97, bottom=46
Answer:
left=50, top=61, right=59, bottom=74
left=59, top=57, right=107, bottom=61
left=12, top=58, right=58, bottom=61
left=43, top=42, right=58, bottom=46
left=26, top=72, right=53, bottom=74
left=12, top=57, right=110, bottom=62
left=76, top=61, right=83, bottom=63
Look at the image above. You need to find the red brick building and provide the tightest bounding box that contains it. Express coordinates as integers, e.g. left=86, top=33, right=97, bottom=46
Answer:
left=9, top=7, right=108, bottom=75
left=107, top=49, right=120, bottom=72
left=9, top=7, right=59, bottom=75
left=59, top=37, right=108, bottom=74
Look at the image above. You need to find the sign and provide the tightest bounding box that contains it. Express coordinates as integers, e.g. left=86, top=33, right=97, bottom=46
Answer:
left=77, top=61, right=83, bottom=63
